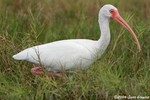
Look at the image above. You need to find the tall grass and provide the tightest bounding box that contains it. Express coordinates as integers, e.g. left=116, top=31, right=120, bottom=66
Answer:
left=0, top=0, right=150, bottom=99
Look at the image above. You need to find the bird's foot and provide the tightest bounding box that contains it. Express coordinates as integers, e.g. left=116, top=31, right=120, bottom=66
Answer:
left=48, top=71, right=63, bottom=79
left=31, top=65, right=63, bottom=79
left=31, top=66, right=44, bottom=75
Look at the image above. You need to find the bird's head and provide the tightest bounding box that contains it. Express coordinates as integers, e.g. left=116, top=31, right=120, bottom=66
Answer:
left=99, top=4, right=141, bottom=52
left=100, top=4, right=118, bottom=18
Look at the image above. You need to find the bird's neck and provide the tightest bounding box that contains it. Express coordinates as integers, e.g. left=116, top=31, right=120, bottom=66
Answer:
left=98, top=15, right=110, bottom=51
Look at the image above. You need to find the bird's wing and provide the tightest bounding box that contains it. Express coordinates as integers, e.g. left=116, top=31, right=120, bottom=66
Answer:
left=13, top=39, right=98, bottom=70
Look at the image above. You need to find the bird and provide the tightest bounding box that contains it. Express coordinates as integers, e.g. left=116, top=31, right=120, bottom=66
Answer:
left=13, top=4, right=141, bottom=77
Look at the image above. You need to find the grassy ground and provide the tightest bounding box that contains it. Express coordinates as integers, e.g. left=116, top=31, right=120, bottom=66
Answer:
left=0, top=0, right=150, bottom=99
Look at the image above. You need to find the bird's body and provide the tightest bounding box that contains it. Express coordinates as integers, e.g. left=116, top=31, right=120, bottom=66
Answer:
left=13, top=4, right=141, bottom=76
left=13, top=38, right=109, bottom=71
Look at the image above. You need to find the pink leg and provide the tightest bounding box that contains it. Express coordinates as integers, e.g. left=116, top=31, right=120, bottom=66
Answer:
left=31, top=66, right=44, bottom=75
left=31, top=65, right=63, bottom=78
left=48, top=72, right=63, bottom=78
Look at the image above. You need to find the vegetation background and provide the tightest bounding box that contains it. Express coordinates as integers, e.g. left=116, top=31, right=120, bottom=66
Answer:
left=0, top=0, right=150, bottom=99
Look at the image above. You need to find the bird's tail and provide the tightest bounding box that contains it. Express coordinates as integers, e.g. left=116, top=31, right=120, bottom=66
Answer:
left=12, top=51, right=27, bottom=60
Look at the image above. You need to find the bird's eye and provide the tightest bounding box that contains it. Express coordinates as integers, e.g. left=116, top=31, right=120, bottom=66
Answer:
left=109, top=9, right=114, bottom=13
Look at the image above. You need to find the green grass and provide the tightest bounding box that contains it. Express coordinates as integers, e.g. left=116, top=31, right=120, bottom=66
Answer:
left=0, top=0, right=150, bottom=99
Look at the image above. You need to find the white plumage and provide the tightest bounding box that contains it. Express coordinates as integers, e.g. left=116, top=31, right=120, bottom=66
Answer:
left=13, top=39, right=107, bottom=71
left=13, top=4, right=141, bottom=72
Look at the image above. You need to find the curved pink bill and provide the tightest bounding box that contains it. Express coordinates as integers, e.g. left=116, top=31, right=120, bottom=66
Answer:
left=112, top=11, right=141, bottom=52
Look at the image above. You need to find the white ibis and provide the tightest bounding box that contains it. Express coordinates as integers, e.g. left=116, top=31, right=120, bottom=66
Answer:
left=13, top=4, right=141, bottom=77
